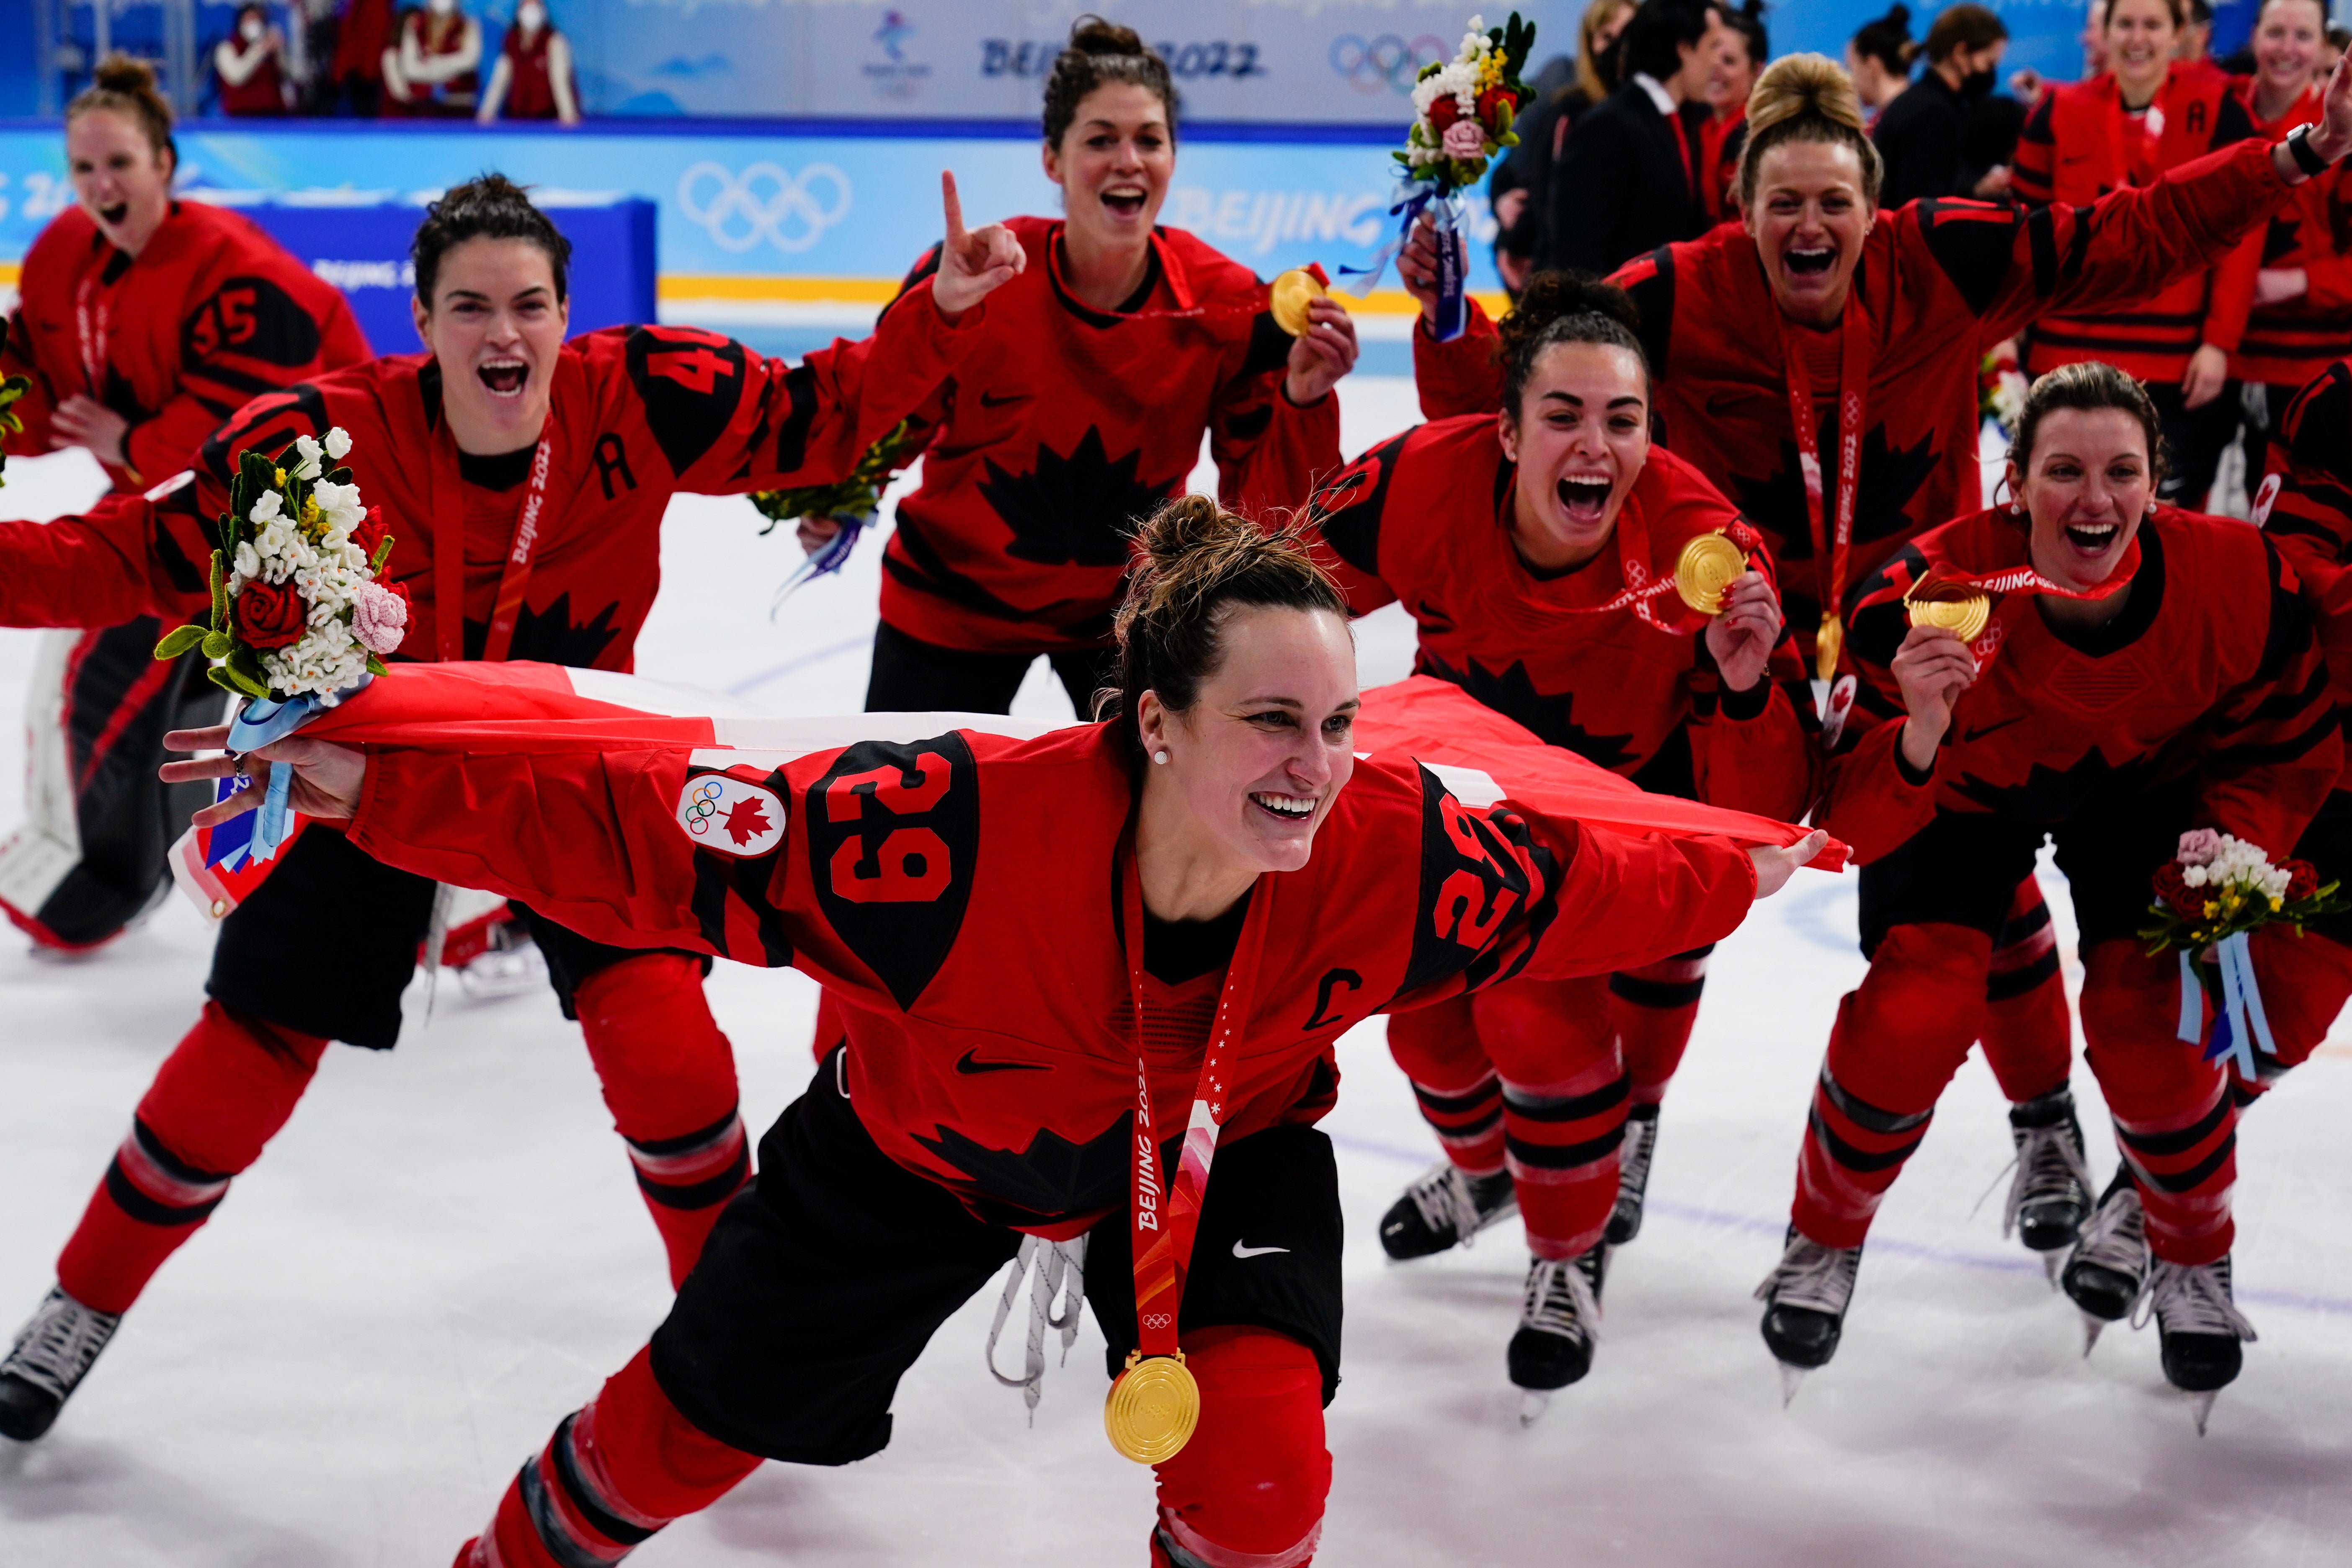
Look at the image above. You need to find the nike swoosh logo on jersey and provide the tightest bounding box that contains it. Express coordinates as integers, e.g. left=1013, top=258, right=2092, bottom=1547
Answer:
left=1962, top=714, right=2028, bottom=743
left=976, top=390, right=1029, bottom=408
left=954, top=1049, right=1049, bottom=1075
left=1232, top=1240, right=1290, bottom=1259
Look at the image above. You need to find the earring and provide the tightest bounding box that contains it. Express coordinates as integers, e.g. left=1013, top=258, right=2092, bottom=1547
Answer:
left=1153, top=750, right=1169, bottom=766
left=2008, top=499, right=2024, bottom=516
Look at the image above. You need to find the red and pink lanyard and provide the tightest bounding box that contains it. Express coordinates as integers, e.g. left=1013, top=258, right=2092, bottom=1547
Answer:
left=425, top=377, right=576, bottom=664
left=1774, top=304, right=1874, bottom=679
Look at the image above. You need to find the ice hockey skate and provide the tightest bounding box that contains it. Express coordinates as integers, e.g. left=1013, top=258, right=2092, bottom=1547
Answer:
left=0, top=1285, right=121, bottom=1442
left=1379, top=1161, right=1519, bottom=1261
left=1756, top=1229, right=1862, bottom=1401
left=2063, top=1170, right=2148, bottom=1353
left=1510, top=1243, right=1608, bottom=1423
left=1606, top=1103, right=1662, bottom=1245
left=2004, top=1085, right=2093, bottom=1279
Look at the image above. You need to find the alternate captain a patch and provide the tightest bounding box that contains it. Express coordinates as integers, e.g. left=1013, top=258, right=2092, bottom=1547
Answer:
left=677, top=771, right=787, bottom=857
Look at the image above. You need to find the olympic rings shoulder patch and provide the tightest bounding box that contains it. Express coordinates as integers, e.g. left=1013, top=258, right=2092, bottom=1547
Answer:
left=677, top=772, right=787, bottom=857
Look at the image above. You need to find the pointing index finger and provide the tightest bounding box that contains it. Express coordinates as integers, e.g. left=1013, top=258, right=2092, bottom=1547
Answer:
left=942, top=170, right=968, bottom=253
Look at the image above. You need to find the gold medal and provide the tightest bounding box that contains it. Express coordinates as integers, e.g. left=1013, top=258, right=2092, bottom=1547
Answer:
left=1673, top=531, right=1747, bottom=615
left=1814, top=611, right=1844, bottom=682
left=1270, top=268, right=1345, bottom=337
left=1903, top=585, right=1991, bottom=643
left=1103, top=1349, right=1200, bottom=1464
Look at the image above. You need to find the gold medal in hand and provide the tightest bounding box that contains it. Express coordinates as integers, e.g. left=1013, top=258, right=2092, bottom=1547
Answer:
left=1674, top=531, right=1747, bottom=615
left=1903, top=583, right=1991, bottom=642
left=1104, top=1349, right=1201, bottom=1464
left=1270, top=266, right=1346, bottom=337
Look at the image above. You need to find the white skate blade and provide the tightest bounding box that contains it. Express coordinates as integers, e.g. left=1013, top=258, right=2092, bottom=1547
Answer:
left=2079, top=1313, right=2107, bottom=1357
left=1518, top=1390, right=1551, bottom=1427
left=2190, top=1390, right=2218, bottom=1437
left=2043, top=1253, right=2063, bottom=1290
left=1777, top=1362, right=1808, bottom=1408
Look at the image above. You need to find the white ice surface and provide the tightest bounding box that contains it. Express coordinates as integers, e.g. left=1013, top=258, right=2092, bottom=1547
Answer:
left=1, top=382, right=2349, bottom=1566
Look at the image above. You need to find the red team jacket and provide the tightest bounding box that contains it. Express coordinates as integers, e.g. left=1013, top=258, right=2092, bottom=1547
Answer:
left=340, top=714, right=1757, bottom=1233
left=2233, top=84, right=2352, bottom=389
left=875, top=218, right=1340, bottom=653
left=0, top=296, right=982, bottom=665
left=3, top=200, right=370, bottom=489
left=1413, top=139, right=2293, bottom=651
left=2012, top=68, right=2263, bottom=382
left=1302, top=420, right=1818, bottom=814
left=1822, top=505, right=2340, bottom=866
left=2256, top=359, right=2352, bottom=793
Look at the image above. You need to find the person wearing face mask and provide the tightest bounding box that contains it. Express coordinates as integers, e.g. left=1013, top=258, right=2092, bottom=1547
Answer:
left=169, top=496, right=1813, bottom=1568
left=1758, top=362, right=2337, bottom=1414
left=383, top=0, right=482, bottom=116
left=1411, top=51, right=2352, bottom=1270
left=476, top=0, right=577, bottom=125
left=1295, top=276, right=1818, bottom=1407
left=1493, top=0, right=1637, bottom=287
left=213, top=4, right=292, bottom=116
left=327, top=0, right=396, bottom=115
left=0, top=173, right=1023, bottom=1444
left=0, top=54, right=368, bottom=954
left=2012, top=0, right=2267, bottom=511
left=1871, top=4, right=2012, bottom=206
left=1537, top=0, right=1723, bottom=277
left=1698, top=0, right=1767, bottom=221
left=2230, top=0, right=2351, bottom=476
left=825, top=18, right=1354, bottom=722
left=1845, top=4, right=1918, bottom=126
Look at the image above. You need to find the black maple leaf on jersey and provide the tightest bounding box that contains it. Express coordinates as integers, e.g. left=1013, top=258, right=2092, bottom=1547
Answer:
left=1948, top=745, right=2165, bottom=824
left=1419, top=651, right=1640, bottom=771
left=463, top=592, right=624, bottom=667
left=912, top=1116, right=1130, bottom=1226
left=978, top=426, right=1178, bottom=567
left=1730, top=421, right=1944, bottom=560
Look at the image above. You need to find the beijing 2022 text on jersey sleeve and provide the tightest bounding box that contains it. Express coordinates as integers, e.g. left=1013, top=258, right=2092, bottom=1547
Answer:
left=340, top=707, right=1757, bottom=1237
left=0, top=286, right=985, bottom=663
left=2, top=200, right=371, bottom=489
left=1300, top=417, right=1818, bottom=819
left=1821, top=504, right=2340, bottom=867
left=872, top=218, right=1342, bottom=654
left=1408, top=138, right=2295, bottom=644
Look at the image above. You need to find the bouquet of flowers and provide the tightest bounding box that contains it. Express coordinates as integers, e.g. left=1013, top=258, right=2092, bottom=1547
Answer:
left=0, top=320, right=29, bottom=488
left=2142, top=828, right=2348, bottom=1078
left=1344, top=12, right=1535, bottom=343
left=1977, top=342, right=2028, bottom=442
left=152, top=427, right=405, bottom=861
left=749, top=415, right=924, bottom=604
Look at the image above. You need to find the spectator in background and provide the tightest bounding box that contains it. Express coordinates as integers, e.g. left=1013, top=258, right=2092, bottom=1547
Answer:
left=478, top=0, right=579, bottom=124
left=384, top=0, right=482, bottom=116
left=327, top=0, right=394, bottom=114
left=1846, top=5, right=1918, bottom=125
left=2012, top=0, right=2108, bottom=104
left=2179, top=0, right=2217, bottom=66
left=1873, top=4, right=2012, bottom=205
left=1538, top=0, right=1719, bottom=278
left=1699, top=0, right=1766, bottom=221
left=214, top=3, right=291, bottom=115
left=1493, top=0, right=1635, bottom=290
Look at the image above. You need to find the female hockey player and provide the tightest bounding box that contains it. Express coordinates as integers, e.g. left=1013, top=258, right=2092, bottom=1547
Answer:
left=0, top=54, right=370, bottom=952
left=1297, top=273, right=1817, bottom=1404
left=176, top=499, right=1825, bottom=1568
left=2011, top=0, right=2266, bottom=510
left=0, top=172, right=1023, bottom=1443
left=1756, top=361, right=2340, bottom=1418
left=1403, top=48, right=2352, bottom=1272
left=841, top=16, right=1356, bottom=717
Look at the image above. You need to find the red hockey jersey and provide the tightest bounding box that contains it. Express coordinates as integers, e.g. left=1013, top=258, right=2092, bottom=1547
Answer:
left=1301, top=418, right=1818, bottom=816
left=874, top=217, right=1340, bottom=654
left=2012, top=69, right=2263, bottom=381
left=0, top=296, right=980, bottom=668
left=335, top=680, right=1759, bottom=1234
left=2231, top=84, right=2352, bottom=388
left=2256, top=358, right=2352, bottom=789
left=1412, top=139, right=2294, bottom=653
left=2, top=199, right=371, bottom=490
left=1823, top=505, right=2339, bottom=866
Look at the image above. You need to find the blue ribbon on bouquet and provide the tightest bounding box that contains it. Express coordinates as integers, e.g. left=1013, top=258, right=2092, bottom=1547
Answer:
left=769, top=510, right=871, bottom=617
left=1336, top=178, right=1473, bottom=343
left=2176, top=931, right=2277, bottom=1083
left=221, top=674, right=371, bottom=866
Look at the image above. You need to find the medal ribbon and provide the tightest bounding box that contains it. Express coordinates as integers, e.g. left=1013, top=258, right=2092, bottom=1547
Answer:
left=1775, top=305, right=1872, bottom=680
left=1906, top=542, right=2143, bottom=608
left=73, top=276, right=110, bottom=397
left=1485, top=475, right=1738, bottom=634
left=1120, top=846, right=1274, bottom=1364
left=427, top=361, right=578, bottom=664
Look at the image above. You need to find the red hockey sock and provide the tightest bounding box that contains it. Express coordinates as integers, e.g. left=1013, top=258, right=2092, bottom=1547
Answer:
left=2241, top=925, right=2352, bottom=1101
left=1149, top=1327, right=1328, bottom=1568
left=459, top=1345, right=763, bottom=1568
left=1792, top=924, right=1986, bottom=1248
left=1385, top=997, right=1505, bottom=1173
left=1475, top=977, right=1624, bottom=1261
left=56, top=1001, right=328, bottom=1315
left=1978, top=879, right=2073, bottom=1104
left=1607, top=944, right=1711, bottom=1105
left=2080, top=942, right=2236, bottom=1265
left=573, top=955, right=750, bottom=1288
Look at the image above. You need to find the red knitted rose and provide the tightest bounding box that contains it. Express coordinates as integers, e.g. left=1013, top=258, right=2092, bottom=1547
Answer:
left=2152, top=861, right=2202, bottom=918
left=234, top=578, right=307, bottom=651
left=351, top=505, right=388, bottom=562
left=2288, top=859, right=2320, bottom=901
left=1476, top=85, right=1515, bottom=128
left=1428, top=95, right=1461, bottom=132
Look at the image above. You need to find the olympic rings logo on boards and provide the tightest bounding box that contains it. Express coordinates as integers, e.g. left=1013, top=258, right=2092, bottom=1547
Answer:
left=1327, top=33, right=1447, bottom=95
left=676, top=161, right=853, bottom=255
